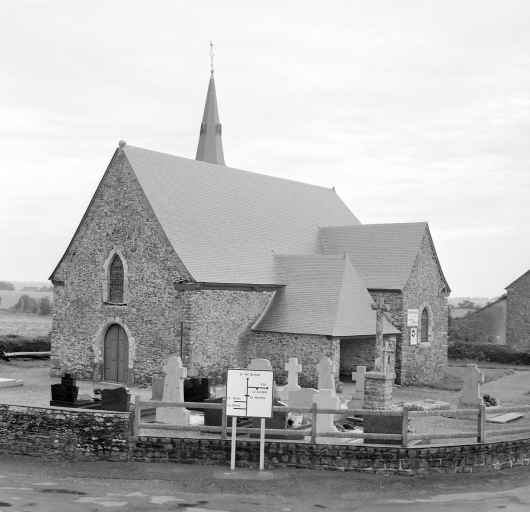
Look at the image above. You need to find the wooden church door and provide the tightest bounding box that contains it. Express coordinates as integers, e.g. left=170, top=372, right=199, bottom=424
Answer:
left=104, top=324, right=129, bottom=383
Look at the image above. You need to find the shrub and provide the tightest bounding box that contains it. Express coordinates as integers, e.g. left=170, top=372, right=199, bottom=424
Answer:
left=449, top=342, right=530, bottom=365
left=0, top=334, right=51, bottom=353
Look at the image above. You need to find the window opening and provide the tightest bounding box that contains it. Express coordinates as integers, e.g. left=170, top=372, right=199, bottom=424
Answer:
left=109, top=254, right=124, bottom=303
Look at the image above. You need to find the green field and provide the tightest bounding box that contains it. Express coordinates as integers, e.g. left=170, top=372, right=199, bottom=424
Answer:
left=0, top=310, right=52, bottom=337
left=0, top=290, right=53, bottom=309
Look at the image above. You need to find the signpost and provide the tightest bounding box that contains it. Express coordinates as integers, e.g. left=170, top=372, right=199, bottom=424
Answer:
left=226, top=368, right=274, bottom=471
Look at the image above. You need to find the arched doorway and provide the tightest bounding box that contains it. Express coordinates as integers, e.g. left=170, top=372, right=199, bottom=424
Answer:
left=104, top=324, right=129, bottom=383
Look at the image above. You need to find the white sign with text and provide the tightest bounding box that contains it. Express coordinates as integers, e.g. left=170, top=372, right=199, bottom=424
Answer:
left=226, top=369, right=274, bottom=418
left=407, top=309, right=419, bottom=327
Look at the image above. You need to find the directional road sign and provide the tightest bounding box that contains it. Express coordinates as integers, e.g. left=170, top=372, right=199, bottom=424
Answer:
left=226, top=369, right=274, bottom=418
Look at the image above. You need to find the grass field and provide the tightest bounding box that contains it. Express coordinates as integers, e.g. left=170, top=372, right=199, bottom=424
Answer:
left=0, top=290, right=53, bottom=309
left=0, top=310, right=52, bottom=337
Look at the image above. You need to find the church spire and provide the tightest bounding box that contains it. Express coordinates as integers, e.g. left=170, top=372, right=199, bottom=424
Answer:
left=195, top=42, right=225, bottom=165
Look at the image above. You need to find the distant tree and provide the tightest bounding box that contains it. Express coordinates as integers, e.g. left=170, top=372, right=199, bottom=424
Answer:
left=457, top=300, right=480, bottom=310
left=449, top=316, right=487, bottom=343
left=0, top=296, right=2, bottom=307
left=38, top=286, right=53, bottom=292
left=38, top=296, right=53, bottom=316
left=0, top=281, right=15, bottom=291
left=14, top=295, right=39, bottom=314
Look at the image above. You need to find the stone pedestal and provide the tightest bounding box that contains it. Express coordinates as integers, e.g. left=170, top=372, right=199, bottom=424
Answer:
left=362, top=372, right=397, bottom=444
left=362, top=372, right=395, bottom=410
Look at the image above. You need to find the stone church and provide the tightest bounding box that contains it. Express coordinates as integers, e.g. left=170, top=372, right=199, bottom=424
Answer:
left=49, top=69, right=450, bottom=387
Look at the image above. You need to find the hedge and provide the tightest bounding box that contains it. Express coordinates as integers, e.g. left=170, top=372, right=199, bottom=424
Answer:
left=449, top=342, right=530, bottom=365
left=0, top=334, right=51, bottom=353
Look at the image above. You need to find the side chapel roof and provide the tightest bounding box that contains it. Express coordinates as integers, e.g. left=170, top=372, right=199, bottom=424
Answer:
left=252, top=253, right=400, bottom=336
left=124, top=145, right=360, bottom=285
left=320, top=222, right=449, bottom=291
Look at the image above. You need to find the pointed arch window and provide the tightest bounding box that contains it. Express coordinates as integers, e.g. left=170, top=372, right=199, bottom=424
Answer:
left=420, top=308, right=430, bottom=344
left=109, top=254, right=124, bottom=303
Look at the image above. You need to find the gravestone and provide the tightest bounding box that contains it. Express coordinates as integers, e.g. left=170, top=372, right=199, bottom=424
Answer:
left=351, top=366, right=366, bottom=395
left=288, top=388, right=319, bottom=410
left=363, top=412, right=402, bottom=445
left=247, top=358, right=273, bottom=371
left=156, top=356, right=190, bottom=425
left=458, top=364, right=484, bottom=409
left=285, top=358, right=302, bottom=391
left=151, top=376, right=165, bottom=401
left=184, top=377, right=210, bottom=403
left=315, top=389, right=339, bottom=434
left=213, top=385, right=226, bottom=398
left=101, top=387, right=130, bottom=412
left=50, top=373, right=79, bottom=407
left=316, top=356, right=337, bottom=391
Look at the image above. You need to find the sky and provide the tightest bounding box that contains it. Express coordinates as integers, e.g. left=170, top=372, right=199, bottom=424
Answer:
left=1, top=1, right=529, bottom=298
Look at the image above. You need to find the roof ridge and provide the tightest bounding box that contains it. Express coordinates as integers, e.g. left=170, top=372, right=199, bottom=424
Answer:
left=124, top=145, right=341, bottom=193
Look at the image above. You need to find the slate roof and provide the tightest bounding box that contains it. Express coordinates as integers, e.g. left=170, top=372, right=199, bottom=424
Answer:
left=252, top=254, right=400, bottom=336
left=124, top=145, right=360, bottom=285
left=320, top=222, right=431, bottom=290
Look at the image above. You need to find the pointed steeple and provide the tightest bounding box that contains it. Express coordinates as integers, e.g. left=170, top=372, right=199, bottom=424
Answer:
left=195, top=62, right=225, bottom=165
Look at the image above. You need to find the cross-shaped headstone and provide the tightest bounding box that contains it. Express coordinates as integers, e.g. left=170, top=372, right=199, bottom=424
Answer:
left=371, top=298, right=391, bottom=373
left=316, top=356, right=337, bottom=391
left=247, top=358, right=273, bottom=371
left=285, top=358, right=302, bottom=391
left=156, top=356, right=189, bottom=425
left=351, top=365, right=366, bottom=395
left=458, top=364, right=485, bottom=408
left=315, top=389, right=339, bottom=434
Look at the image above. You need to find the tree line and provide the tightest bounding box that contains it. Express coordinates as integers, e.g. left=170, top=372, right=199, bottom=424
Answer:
left=13, top=295, right=53, bottom=316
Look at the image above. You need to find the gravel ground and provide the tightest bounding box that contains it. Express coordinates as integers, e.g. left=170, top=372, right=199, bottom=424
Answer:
left=2, top=359, right=530, bottom=444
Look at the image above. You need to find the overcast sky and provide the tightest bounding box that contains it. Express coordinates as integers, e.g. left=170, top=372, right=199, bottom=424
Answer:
left=1, top=1, right=529, bottom=298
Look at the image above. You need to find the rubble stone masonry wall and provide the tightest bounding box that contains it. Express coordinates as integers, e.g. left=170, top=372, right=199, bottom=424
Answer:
left=506, top=271, right=530, bottom=350
left=370, top=230, right=448, bottom=385
left=0, top=405, right=130, bottom=461
left=51, top=149, right=189, bottom=385
left=251, top=331, right=339, bottom=388
left=2, top=405, right=530, bottom=475
left=182, top=289, right=273, bottom=384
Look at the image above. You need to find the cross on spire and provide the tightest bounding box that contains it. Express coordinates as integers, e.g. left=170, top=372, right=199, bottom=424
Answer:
left=210, top=41, right=215, bottom=73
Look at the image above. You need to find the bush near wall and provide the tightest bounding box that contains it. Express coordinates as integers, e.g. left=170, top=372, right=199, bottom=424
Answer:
left=0, top=334, right=51, bottom=353
left=449, top=342, right=530, bottom=365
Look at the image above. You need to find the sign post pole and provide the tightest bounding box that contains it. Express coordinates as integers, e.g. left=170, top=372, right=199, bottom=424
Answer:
left=260, top=417, right=265, bottom=471
left=230, top=416, right=237, bottom=470
left=226, top=368, right=274, bottom=473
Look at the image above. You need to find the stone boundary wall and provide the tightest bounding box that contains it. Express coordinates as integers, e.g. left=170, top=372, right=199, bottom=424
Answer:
left=130, top=436, right=530, bottom=475
left=2, top=404, right=530, bottom=475
left=0, top=404, right=131, bottom=461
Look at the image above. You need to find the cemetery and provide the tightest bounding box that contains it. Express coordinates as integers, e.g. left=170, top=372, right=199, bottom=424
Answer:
left=2, top=350, right=530, bottom=475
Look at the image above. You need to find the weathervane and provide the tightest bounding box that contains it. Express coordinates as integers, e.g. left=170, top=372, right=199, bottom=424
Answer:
left=210, top=41, right=215, bottom=72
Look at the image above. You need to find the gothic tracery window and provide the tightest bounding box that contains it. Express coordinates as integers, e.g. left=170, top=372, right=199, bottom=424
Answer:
left=109, top=254, right=124, bottom=303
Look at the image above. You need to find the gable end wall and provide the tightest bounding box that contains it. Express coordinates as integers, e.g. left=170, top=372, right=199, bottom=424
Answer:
left=51, top=149, right=190, bottom=385
left=506, top=272, right=530, bottom=350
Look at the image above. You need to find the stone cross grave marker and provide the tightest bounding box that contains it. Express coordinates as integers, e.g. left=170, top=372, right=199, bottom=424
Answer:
left=458, top=364, right=485, bottom=409
left=351, top=365, right=366, bottom=395
left=156, top=356, right=190, bottom=424
left=315, top=389, right=339, bottom=434
left=371, top=298, right=391, bottom=373
left=247, top=358, right=273, bottom=371
left=288, top=388, right=319, bottom=410
left=285, top=358, right=302, bottom=391
left=316, top=356, right=337, bottom=392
